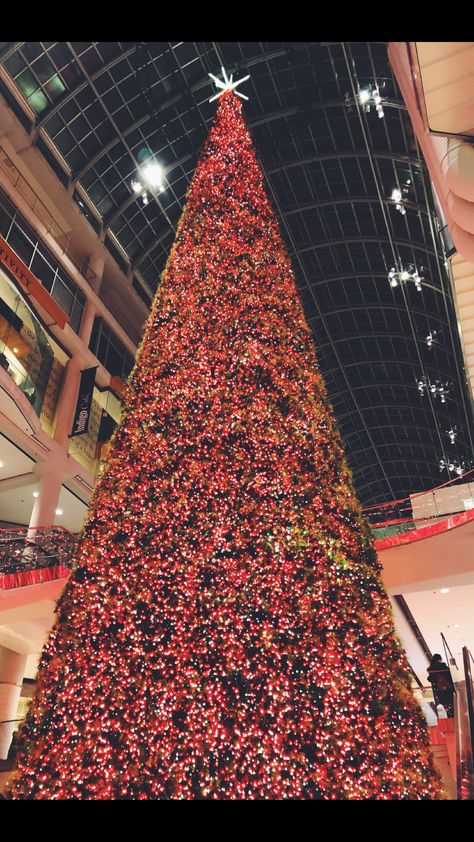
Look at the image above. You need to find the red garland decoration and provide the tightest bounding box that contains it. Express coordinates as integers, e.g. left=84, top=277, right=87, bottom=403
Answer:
left=7, top=91, right=443, bottom=800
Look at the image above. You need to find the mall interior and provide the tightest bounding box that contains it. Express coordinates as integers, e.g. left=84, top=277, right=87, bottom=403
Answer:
left=0, top=41, right=473, bottom=799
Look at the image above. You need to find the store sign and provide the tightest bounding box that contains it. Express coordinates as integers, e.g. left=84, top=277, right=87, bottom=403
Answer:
left=70, top=366, right=98, bottom=437
left=0, top=235, right=69, bottom=329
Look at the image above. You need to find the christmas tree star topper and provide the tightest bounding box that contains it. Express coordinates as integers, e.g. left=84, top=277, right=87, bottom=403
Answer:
left=209, top=66, right=250, bottom=102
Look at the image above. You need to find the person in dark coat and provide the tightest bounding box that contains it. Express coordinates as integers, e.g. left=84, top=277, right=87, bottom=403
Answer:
left=427, top=653, right=455, bottom=718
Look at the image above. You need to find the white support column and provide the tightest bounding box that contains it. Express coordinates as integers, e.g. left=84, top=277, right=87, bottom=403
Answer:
left=53, top=355, right=84, bottom=449
left=0, top=646, right=27, bottom=760
left=28, top=470, right=64, bottom=532
left=78, top=254, right=104, bottom=347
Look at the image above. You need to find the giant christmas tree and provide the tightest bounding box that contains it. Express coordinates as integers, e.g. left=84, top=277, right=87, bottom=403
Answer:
left=8, top=85, right=442, bottom=800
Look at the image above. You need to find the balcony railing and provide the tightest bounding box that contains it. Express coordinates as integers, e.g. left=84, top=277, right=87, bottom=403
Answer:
left=0, top=526, right=76, bottom=590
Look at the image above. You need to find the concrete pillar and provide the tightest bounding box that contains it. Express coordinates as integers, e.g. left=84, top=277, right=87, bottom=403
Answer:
left=28, top=470, right=64, bottom=531
left=0, top=646, right=27, bottom=760
left=88, top=254, right=105, bottom=294
left=79, top=254, right=104, bottom=346
left=53, top=355, right=84, bottom=448
left=78, top=298, right=97, bottom=346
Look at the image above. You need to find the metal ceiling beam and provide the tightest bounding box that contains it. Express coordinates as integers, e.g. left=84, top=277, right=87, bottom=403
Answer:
left=248, top=99, right=407, bottom=129
left=309, top=302, right=448, bottom=320
left=343, top=422, right=443, bottom=441
left=350, top=456, right=440, bottom=474
left=266, top=149, right=423, bottom=175
left=336, top=402, right=445, bottom=423
left=322, top=356, right=454, bottom=382
left=296, top=236, right=438, bottom=258
left=355, top=471, right=436, bottom=491
left=306, top=271, right=438, bottom=287
left=327, top=380, right=453, bottom=402
left=316, top=331, right=456, bottom=359
left=349, top=444, right=441, bottom=464
left=283, top=196, right=430, bottom=217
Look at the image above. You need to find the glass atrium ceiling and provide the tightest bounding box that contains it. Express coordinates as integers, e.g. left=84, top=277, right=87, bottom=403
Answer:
left=0, top=40, right=473, bottom=507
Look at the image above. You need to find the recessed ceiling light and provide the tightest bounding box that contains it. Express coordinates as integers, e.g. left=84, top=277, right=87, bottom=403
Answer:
left=32, top=491, right=39, bottom=498
left=453, top=623, right=460, bottom=628
left=13, top=347, right=19, bottom=354
left=440, top=588, right=450, bottom=594
left=55, top=508, right=63, bottom=516
left=0, top=461, right=3, bottom=468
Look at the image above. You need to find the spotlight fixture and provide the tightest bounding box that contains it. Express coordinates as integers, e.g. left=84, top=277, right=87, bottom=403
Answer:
left=390, top=180, right=410, bottom=215
left=55, top=508, right=63, bottom=516
left=446, top=426, right=458, bottom=445
left=439, top=458, right=464, bottom=475
left=372, top=87, right=384, bottom=118
left=142, top=162, right=164, bottom=190
left=425, top=329, right=438, bottom=349
left=357, top=84, right=385, bottom=118
left=32, top=491, right=39, bottom=498
left=417, top=376, right=451, bottom=403
left=131, top=159, right=165, bottom=206
left=388, top=265, right=424, bottom=291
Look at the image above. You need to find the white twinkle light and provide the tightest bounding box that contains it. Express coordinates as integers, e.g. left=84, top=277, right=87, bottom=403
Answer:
left=209, top=66, right=250, bottom=102
left=131, top=179, right=143, bottom=194
left=359, top=88, right=371, bottom=105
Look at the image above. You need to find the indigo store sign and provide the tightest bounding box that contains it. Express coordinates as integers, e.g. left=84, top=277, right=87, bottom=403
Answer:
left=70, top=366, right=98, bottom=437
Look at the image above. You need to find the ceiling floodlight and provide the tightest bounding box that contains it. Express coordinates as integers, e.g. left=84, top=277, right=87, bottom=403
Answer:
left=142, top=162, right=164, bottom=190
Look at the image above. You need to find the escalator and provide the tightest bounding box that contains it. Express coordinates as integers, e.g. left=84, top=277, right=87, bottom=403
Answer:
left=415, top=645, right=474, bottom=799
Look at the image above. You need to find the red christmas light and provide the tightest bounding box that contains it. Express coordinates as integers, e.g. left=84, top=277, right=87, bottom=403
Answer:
left=7, top=92, right=442, bottom=800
